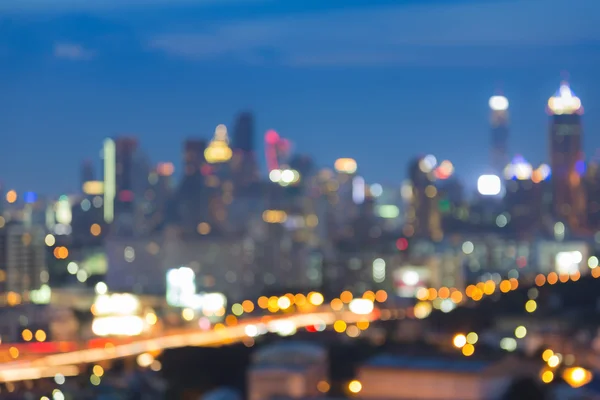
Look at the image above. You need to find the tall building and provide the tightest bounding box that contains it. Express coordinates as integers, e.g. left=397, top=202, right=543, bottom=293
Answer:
left=175, top=139, right=209, bottom=234
left=0, top=222, right=47, bottom=295
left=503, top=160, right=550, bottom=236
left=547, top=81, right=585, bottom=230
left=489, top=94, right=509, bottom=174
left=231, top=112, right=259, bottom=189
left=370, top=184, right=404, bottom=233
left=183, top=139, right=207, bottom=177
left=80, top=159, right=95, bottom=190
left=232, top=111, right=254, bottom=153
left=329, top=159, right=361, bottom=238
left=584, top=162, right=600, bottom=230
left=114, top=137, right=138, bottom=218
left=145, top=162, right=175, bottom=233
left=103, top=137, right=150, bottom=235
left=405, top=155, right=442, bottom=241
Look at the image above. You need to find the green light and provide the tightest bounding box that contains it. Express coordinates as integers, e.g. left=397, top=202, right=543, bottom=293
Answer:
left=103, top=138, right=116, bottom=223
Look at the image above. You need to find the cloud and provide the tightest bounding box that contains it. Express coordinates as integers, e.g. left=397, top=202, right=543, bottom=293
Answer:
left=149, top=0, right=600, bottom=67
left=53, top=43, right=96, bottom=60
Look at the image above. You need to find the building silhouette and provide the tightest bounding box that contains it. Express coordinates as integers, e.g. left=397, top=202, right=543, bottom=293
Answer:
left=547, top=81, right=585, bottom=231
left=489, top=94, right=510, bottom=175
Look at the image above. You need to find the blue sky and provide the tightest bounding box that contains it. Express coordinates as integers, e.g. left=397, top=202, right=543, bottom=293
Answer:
left=1, top=0, right=600, bottom=195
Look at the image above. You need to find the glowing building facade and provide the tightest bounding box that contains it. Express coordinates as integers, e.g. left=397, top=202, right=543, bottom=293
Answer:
left=205, top=125, right=232, bottom=165
left=547, top=81, right=585, bottom=230
left=103, top=138, right=116, bottom=224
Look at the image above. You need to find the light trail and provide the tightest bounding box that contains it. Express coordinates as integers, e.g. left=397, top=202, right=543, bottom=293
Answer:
left=0, top=310, right=375, bottom=383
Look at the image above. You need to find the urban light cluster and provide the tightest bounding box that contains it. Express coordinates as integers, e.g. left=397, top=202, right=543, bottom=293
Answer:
left=205, top=124, right=233, bottom=164
left=539, top=348, right=592, bottom=388
left=412, top=251, right=600, bottom=316
left=334, top=158, right=357, bottom=174
left=262, top=210, right=288, bottom=223
left=547, top=82, right=583, bottom=115
left=268, top=168, right=301, bottom=186
left=0, top=80, right=595, bottom=399
left=452, top=332, right=478, bottom=357
left=503, top=156, right=551, bottom=182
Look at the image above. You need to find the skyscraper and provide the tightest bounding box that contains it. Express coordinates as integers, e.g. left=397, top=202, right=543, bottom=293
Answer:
left=0, top=222, right=47, bottom=295
left=183, top=139, right=207, bottom=177
left=405, top=155, right=442, bottom=241
left=103, top=137, right=149, bottom=235
left=232, top=112, right=254, bottom=153
left=114, top=138, right=138, bottom=213
left=547, top=81, right=585, bottom=230
left=231, top=112, right=259, bottom=189
left=80, top=159, right=95, bottom=189
left=489, top=94, right=509, bottom=174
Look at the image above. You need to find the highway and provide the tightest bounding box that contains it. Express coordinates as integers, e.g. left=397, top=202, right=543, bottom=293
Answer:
left=0, top=309, right=377, bottom=383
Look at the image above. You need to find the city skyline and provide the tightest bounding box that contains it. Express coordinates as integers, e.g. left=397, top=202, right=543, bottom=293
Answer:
left=2, top=0, right=600, bottom=195
left=2, top=2, right=600, bottom=397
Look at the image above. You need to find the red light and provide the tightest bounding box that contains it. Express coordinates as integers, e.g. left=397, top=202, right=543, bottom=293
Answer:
left=517, top=256, right=527, bottom=268
left=201, top=164, right=213, bottom=176
left=26, top=341, right=77, bottom=353
left=370, top=307, right=381, bottom=320
left=265, top=130, right=280, bottom=145
left=305, top=325, right=317, bottom=332
left=396, top=238, right=408, bottom=251
left=434, top=168, right=450, bottom=180
left=118, top=190, right=134, bottom=202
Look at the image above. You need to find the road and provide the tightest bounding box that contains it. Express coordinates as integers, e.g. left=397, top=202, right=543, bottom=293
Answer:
left=0, top=309, right=377, bottom=383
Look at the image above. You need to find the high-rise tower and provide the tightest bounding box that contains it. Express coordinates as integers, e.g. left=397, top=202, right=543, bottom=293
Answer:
left=405, top=155, right=442, bottom=241
left=103, top=137, right=149, bottom=235
left=114, top=137, right=138, bottom=217
left=232, top=112, right=254, bottom=153
left=183, top=139, right=207, bottom=177
left=231, top=112, right=259, bottom=188
left=547, top=80, right=585, bottom=230
left=489, top=94, right=509, bottom=174
left=80, top=159, right=95, bottom=189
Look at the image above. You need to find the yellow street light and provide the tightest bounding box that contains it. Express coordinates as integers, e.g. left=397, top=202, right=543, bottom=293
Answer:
left=563, top=367, right=592, bottom=388
left=348, top=380, right=362, bottom=394
left=453, top=334, right=467, bottom=348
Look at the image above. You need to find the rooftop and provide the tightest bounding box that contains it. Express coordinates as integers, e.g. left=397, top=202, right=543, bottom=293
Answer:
left=365, top=354, right=493, bottom=373
left=548, top=81, right=583, bottom=115
left=253, top=341, right=326, bottom=366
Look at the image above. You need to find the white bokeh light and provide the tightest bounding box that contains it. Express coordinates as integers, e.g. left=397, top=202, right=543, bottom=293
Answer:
left=489, top=95, right=509, bottom=111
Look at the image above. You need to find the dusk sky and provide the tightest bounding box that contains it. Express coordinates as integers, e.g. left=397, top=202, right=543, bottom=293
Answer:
left=1, top=0, right=600, bottom=195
